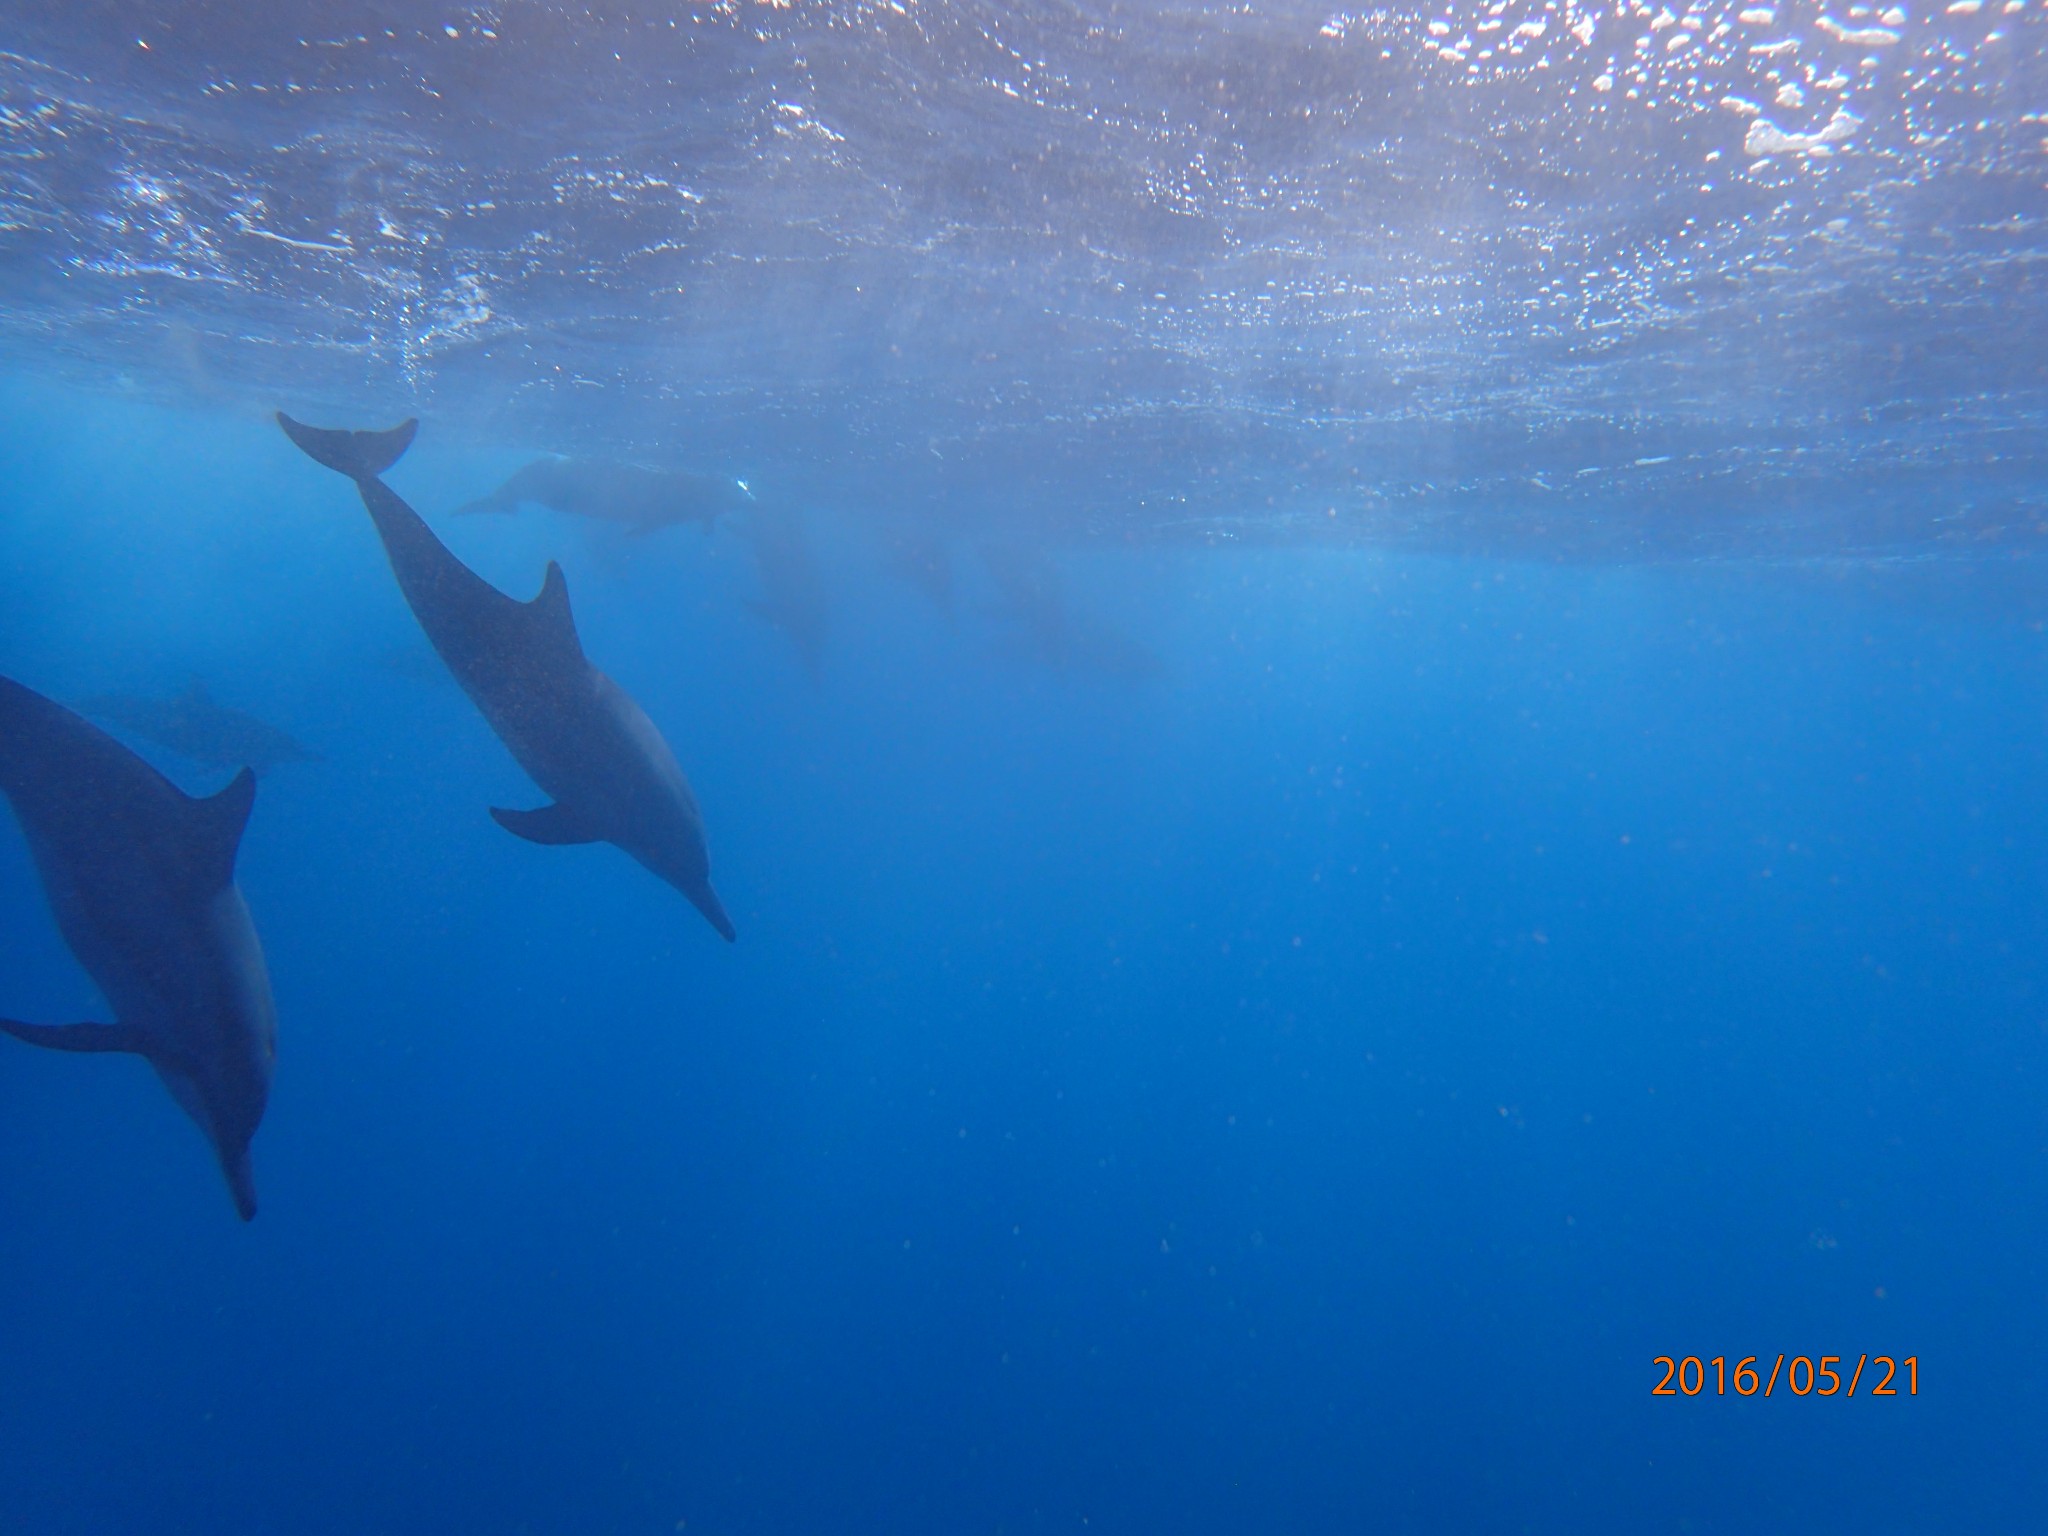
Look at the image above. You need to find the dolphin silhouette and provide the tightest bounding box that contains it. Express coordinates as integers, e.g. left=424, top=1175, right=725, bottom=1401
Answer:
left=84, top=678, right=321, bottom=775
left=457, top=457, right=751, bottom=533
left=276, top=413, right=736, bottom=941
left=0, top=675, right=276, bottom=1220
left=738, top=504, right=829, bottom=682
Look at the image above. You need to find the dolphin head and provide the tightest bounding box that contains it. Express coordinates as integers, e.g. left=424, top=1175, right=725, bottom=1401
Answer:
left=592, top=674, right=738, bottom=943
left=204, top=1034, right=271, bottom=1224
left=156, top=1046, right=270, bottom=1222
left=188, top=1042, right=269, bottom=1221
left=684, top=878, right=737, bottom=943
left=160, top=886, right=278, bottom=1221
left=218, top=1139, right=259, bottom=1222
left=628, top=828, right=737, bottom=942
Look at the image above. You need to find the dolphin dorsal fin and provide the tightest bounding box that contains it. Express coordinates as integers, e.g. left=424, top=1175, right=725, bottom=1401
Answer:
left=188, top=766, right=257, bottom=888
left=528, top=560, right=584, bottom=654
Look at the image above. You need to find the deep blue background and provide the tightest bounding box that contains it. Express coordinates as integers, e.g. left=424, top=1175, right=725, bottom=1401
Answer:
left=2, top=379, right=2045, bottom=1533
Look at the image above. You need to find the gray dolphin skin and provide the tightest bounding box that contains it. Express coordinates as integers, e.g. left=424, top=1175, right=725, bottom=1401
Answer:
left=457, top=457, right=752, bottom=533
left=0, top=675, right=276, bottom=1220
left=276, top=413, right=737, bottom=942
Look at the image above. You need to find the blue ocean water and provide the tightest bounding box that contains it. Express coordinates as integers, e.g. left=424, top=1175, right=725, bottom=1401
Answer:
left=3, top=3, right=2048, bottom=1533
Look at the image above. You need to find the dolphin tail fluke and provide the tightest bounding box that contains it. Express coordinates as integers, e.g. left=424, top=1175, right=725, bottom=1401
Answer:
left=689, top=882, right=738, bottom=943
left=276, top=412, right=418, bottom=482
left=0, top=1019, right=149, bottom=1055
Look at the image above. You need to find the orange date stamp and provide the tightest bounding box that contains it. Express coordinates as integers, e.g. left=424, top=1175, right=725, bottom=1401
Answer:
left=1652, top=1355, right=1918, bottom=1398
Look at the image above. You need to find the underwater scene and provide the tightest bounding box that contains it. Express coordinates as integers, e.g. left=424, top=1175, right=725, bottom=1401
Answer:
left=1, top=2, right=2045, bottom=1532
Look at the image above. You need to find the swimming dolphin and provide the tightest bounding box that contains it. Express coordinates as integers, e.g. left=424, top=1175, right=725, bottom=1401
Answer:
left=980, top=543, right=1161, bottom=680
left=0, top=674, right=275, bottom=1220
left=738, top=504, right=829, bottom=681
left=276, top=413, right=737, bottom=942
left=84, top=679, right=321, bottom=775
left=457, top=457, right=752, bottom=534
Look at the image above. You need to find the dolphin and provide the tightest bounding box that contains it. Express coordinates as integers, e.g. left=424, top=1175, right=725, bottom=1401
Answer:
left=276, top=413, right=737, bottom=942
left=980, top=543, right=1161, bottom=680
left=84, top=679, right=321, bottom=775
left=0, top=674, right=275, bottom=1220
left=738, top=504, right=829, bottom=681
left=457, top=457, right=753, bottom=534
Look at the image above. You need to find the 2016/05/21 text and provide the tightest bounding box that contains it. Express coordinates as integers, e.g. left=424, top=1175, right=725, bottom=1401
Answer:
left=1652, top=1356, right=1918, bottom=1398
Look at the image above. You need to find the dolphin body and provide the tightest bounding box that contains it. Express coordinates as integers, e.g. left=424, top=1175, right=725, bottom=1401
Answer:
left=0, top=675, right=275, bottom=1220
left=738, top=504, right=829, bottom=681
left=277, top=413, right=736, bottom=942
left=980, top=543, right=1161, bottom=681
left=457, top=457, right=752, bottom=533
left=84, top=679, right=321, bottom=775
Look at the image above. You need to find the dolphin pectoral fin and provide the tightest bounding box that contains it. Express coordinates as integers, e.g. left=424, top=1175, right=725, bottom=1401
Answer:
left=0, top=1019, right=149, bottom=1055
left=276, top=412, right=418, bottom=481
left=489, top=802, right=603, bottom=846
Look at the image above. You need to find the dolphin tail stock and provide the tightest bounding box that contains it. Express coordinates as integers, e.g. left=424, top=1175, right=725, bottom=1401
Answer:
left=276, top=412, right=418, bottom=482
left=0, top=1019, right=149, bottom=1055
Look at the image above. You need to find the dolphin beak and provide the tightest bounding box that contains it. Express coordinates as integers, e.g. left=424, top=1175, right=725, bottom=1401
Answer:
left=689, top=881, right=738, bottom=943
left=220, top=1146, right=259, bottom=1222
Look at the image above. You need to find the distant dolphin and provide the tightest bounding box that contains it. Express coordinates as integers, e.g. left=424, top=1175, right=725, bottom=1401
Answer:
left=738, top=505, right=828, bottom=680
left=277, top=413, right=737, bottom=941
left=457, top=457, right=753, bottom=534
left=981, top=544, right=1161, bottom=680
left=0, top=675, right=276, bottom=1220
left=84, top=679, right=321, bottom=775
